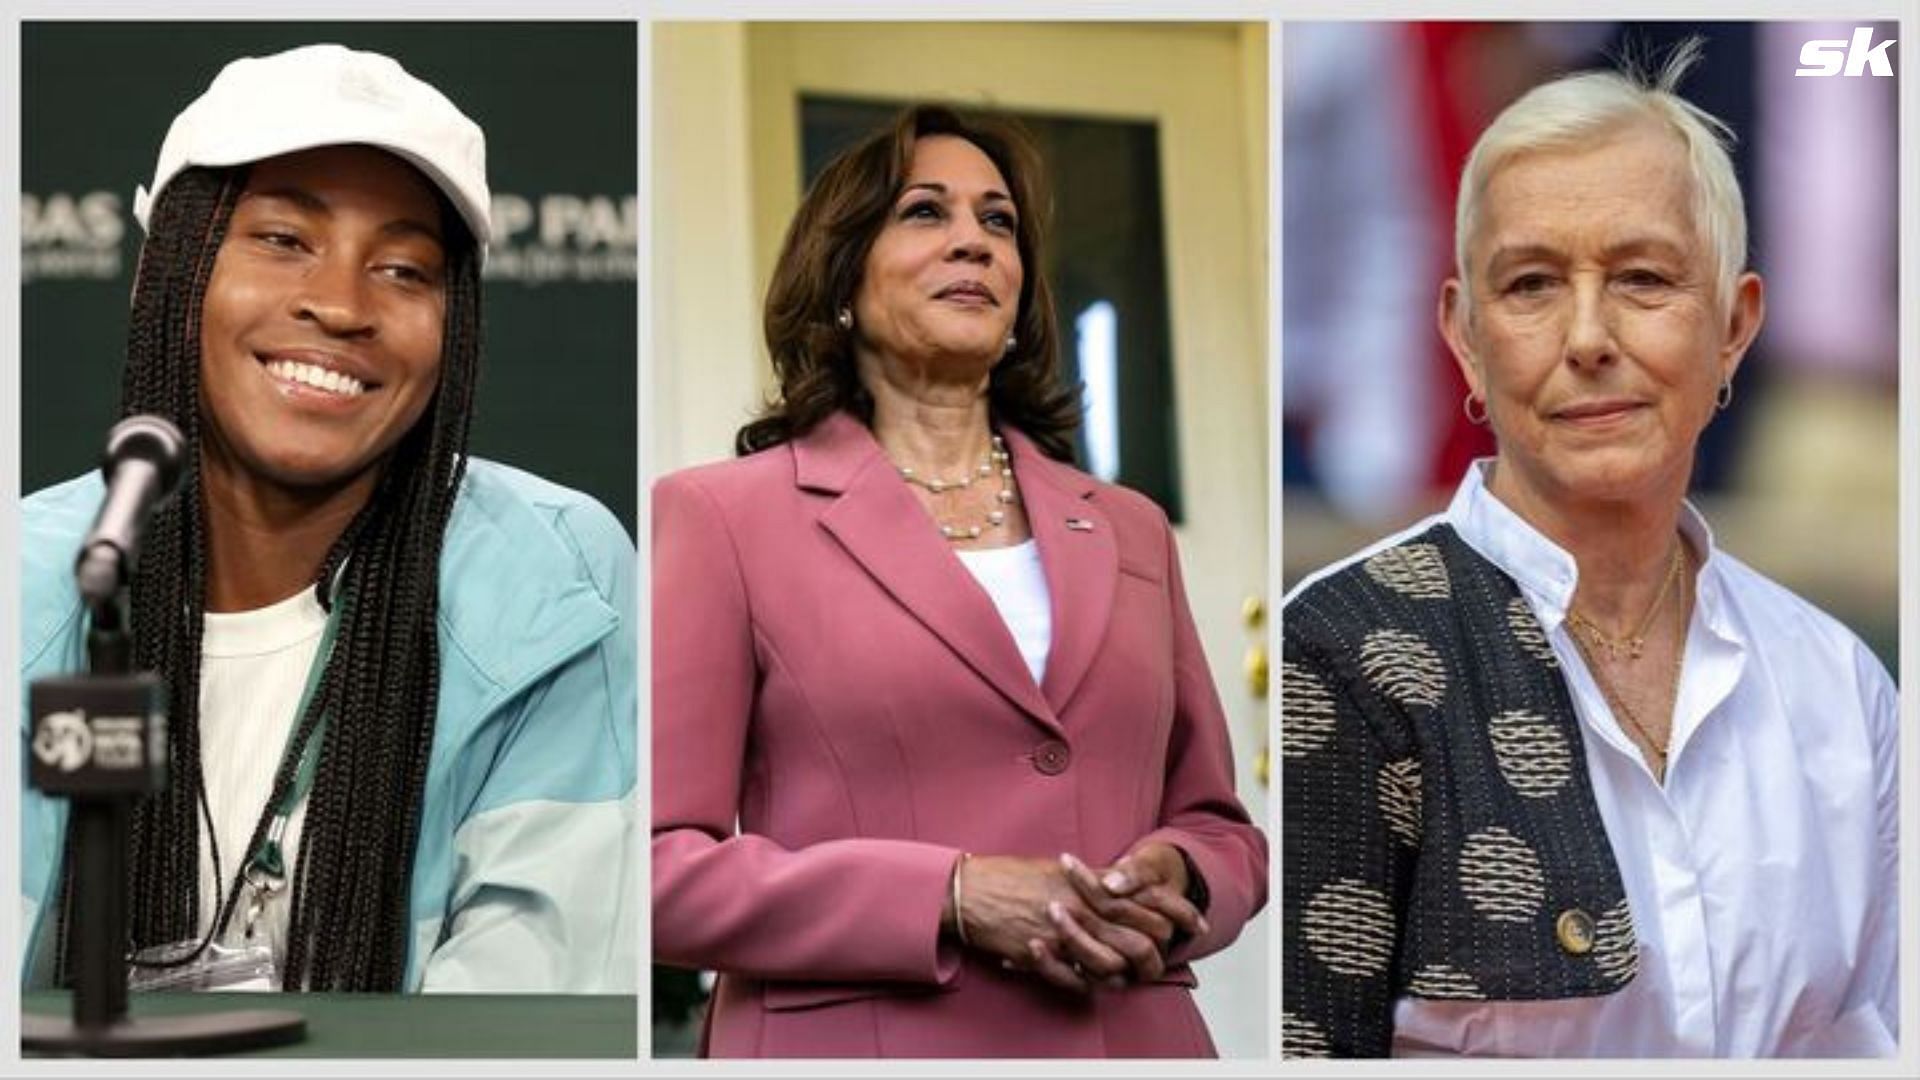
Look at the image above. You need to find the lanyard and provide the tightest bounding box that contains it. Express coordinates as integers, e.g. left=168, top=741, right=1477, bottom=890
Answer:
left=236, top=589, right=349, bottom=940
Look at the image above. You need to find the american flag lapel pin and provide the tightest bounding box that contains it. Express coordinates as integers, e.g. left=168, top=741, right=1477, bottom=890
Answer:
left=1065, top=517, right=1094, bottom=532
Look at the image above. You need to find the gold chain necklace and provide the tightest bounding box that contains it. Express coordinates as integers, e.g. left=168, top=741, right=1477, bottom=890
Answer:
left=895, top=435, right=1018, bottom=542
left=1567, top=544, right=1684, bottom=662
left=1568, top=547, right=1690, bottom=779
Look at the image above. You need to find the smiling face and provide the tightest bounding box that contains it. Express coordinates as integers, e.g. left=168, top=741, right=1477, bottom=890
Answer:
left=198, top=144, right=448, bottom=493
left=851, top=134, right=1024, bottom=382
left=1440, top=119, right=1764, bottom=515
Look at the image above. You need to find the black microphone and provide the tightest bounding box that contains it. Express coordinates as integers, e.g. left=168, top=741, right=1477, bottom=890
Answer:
left=75, top=415, right=185, bottom=606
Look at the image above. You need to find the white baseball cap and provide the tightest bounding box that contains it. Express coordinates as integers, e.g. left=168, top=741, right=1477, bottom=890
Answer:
left=133, top=43, right=491, bottom=250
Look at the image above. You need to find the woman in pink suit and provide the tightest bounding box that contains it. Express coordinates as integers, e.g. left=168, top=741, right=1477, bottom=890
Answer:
left=653, top=105, right=1268, bottom=1058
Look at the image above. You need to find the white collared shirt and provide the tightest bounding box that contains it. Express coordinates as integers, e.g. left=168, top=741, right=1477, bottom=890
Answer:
left=1387, top=462, right=1899, bottom=1057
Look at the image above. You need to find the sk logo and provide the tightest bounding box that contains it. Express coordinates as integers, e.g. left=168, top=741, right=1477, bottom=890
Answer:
left=1797, top=27, right=1897, bottom=77
left=33, top=710, right=93, bottom=772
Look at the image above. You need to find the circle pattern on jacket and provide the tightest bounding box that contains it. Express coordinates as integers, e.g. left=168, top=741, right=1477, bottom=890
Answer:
left=1301, top=877, right=1396, bottom=977
left=1282, top=661, right=1338, bottom=758
left=1506, top=596, right=1558, bottom=665
left=1364, top=543, right=1452, bottom=600
left=1377, top=757, right=1422, bottom=847
left=1406, top=963, right=1485, bottom=999
left=1358, top=629, right=1448, bottom=709
left=1592, top=897, right=1640, bottom=985
left=1487, top=709, right=1573, bottom=798
left=1281, top=1011, right=1333, bottom=1058
left=1458, top=827, right=1547, bottom=922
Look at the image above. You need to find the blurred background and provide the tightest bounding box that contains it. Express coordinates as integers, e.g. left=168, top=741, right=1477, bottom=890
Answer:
left=653, top=20, right=1271, bottom=1058
left=1281, top=20, right=1899, bottom=673
left=22, top=22, right=638, bottom=537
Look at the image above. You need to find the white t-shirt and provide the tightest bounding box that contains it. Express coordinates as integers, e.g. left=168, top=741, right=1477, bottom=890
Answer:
left=193, top=587, right=328, bottom=984
left=956, top=539, right=1053, bottom=686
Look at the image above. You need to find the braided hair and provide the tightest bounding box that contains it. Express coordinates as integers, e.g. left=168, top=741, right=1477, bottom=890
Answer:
left=56, top=164, right=482, bottom=990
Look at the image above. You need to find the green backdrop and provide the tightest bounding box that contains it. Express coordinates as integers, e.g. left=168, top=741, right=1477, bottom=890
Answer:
left=22, top=22, right=638, bottom=536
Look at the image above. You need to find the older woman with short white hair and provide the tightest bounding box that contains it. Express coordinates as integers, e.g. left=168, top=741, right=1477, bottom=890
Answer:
left=1281, top=42, right=1897, bottom=1058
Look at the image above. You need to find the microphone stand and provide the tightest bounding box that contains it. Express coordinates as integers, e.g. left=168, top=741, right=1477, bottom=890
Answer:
left=24, top=586, right=307, bottom=1056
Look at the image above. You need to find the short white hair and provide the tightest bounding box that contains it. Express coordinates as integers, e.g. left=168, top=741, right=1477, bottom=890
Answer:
left=1453, top=38, right=1746, bottom=311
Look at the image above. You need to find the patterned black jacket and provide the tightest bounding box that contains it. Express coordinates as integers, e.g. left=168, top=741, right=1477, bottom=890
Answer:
left=1281, top=524, right=1638, bottom=1057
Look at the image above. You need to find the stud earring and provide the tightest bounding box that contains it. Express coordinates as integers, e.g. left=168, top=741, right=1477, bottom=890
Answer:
left=836, top=307, right=853, bottom=331
left=1003, top=332, right=1017, bottom=356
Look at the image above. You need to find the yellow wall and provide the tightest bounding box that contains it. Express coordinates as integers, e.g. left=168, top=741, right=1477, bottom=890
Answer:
left=652, top=23, right=760, bottom=470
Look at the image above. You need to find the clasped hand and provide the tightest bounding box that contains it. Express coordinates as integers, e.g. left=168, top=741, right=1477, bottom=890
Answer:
left=946, top=843, right=1208, bottom=994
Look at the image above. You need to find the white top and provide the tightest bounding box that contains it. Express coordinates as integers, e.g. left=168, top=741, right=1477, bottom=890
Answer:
left=1381, top=462, right=1900, bottom=1057
left=956, top=539, right=1053, bottom=686
left=194, top=587, right=328, bottom=987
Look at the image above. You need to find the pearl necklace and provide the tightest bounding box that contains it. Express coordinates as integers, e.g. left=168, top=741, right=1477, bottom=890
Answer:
left=896, top=435, right=1017, bottom=542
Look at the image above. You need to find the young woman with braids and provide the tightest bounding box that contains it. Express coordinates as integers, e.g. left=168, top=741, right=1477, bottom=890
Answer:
left=20, top=45, right=636, bottom=993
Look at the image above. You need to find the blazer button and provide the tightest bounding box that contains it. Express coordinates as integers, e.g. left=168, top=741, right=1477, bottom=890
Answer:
left=1032, top=740, right=1071, bottom=776
left=1556, top=908, right=1596, bottom=955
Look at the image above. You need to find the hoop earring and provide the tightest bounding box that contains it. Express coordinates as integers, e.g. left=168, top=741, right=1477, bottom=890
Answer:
left=1462, top=392, right=1489, bottom=426
left=1716, top=379, right=1734, bottom=411
left=836, top=306, right=853, bottom=331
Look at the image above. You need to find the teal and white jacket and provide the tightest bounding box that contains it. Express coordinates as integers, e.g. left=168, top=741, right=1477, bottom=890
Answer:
left=20, top=458, right=637, bottom=992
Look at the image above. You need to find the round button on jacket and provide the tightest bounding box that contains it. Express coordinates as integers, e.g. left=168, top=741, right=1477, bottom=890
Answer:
left=1032, top=740, right=1071, bottom=775
left=1556, top=908, right=1596, bottom=955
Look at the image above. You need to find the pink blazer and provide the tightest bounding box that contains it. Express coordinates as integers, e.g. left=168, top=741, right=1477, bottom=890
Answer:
left=652, top=411, right=1268, bottom=1058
